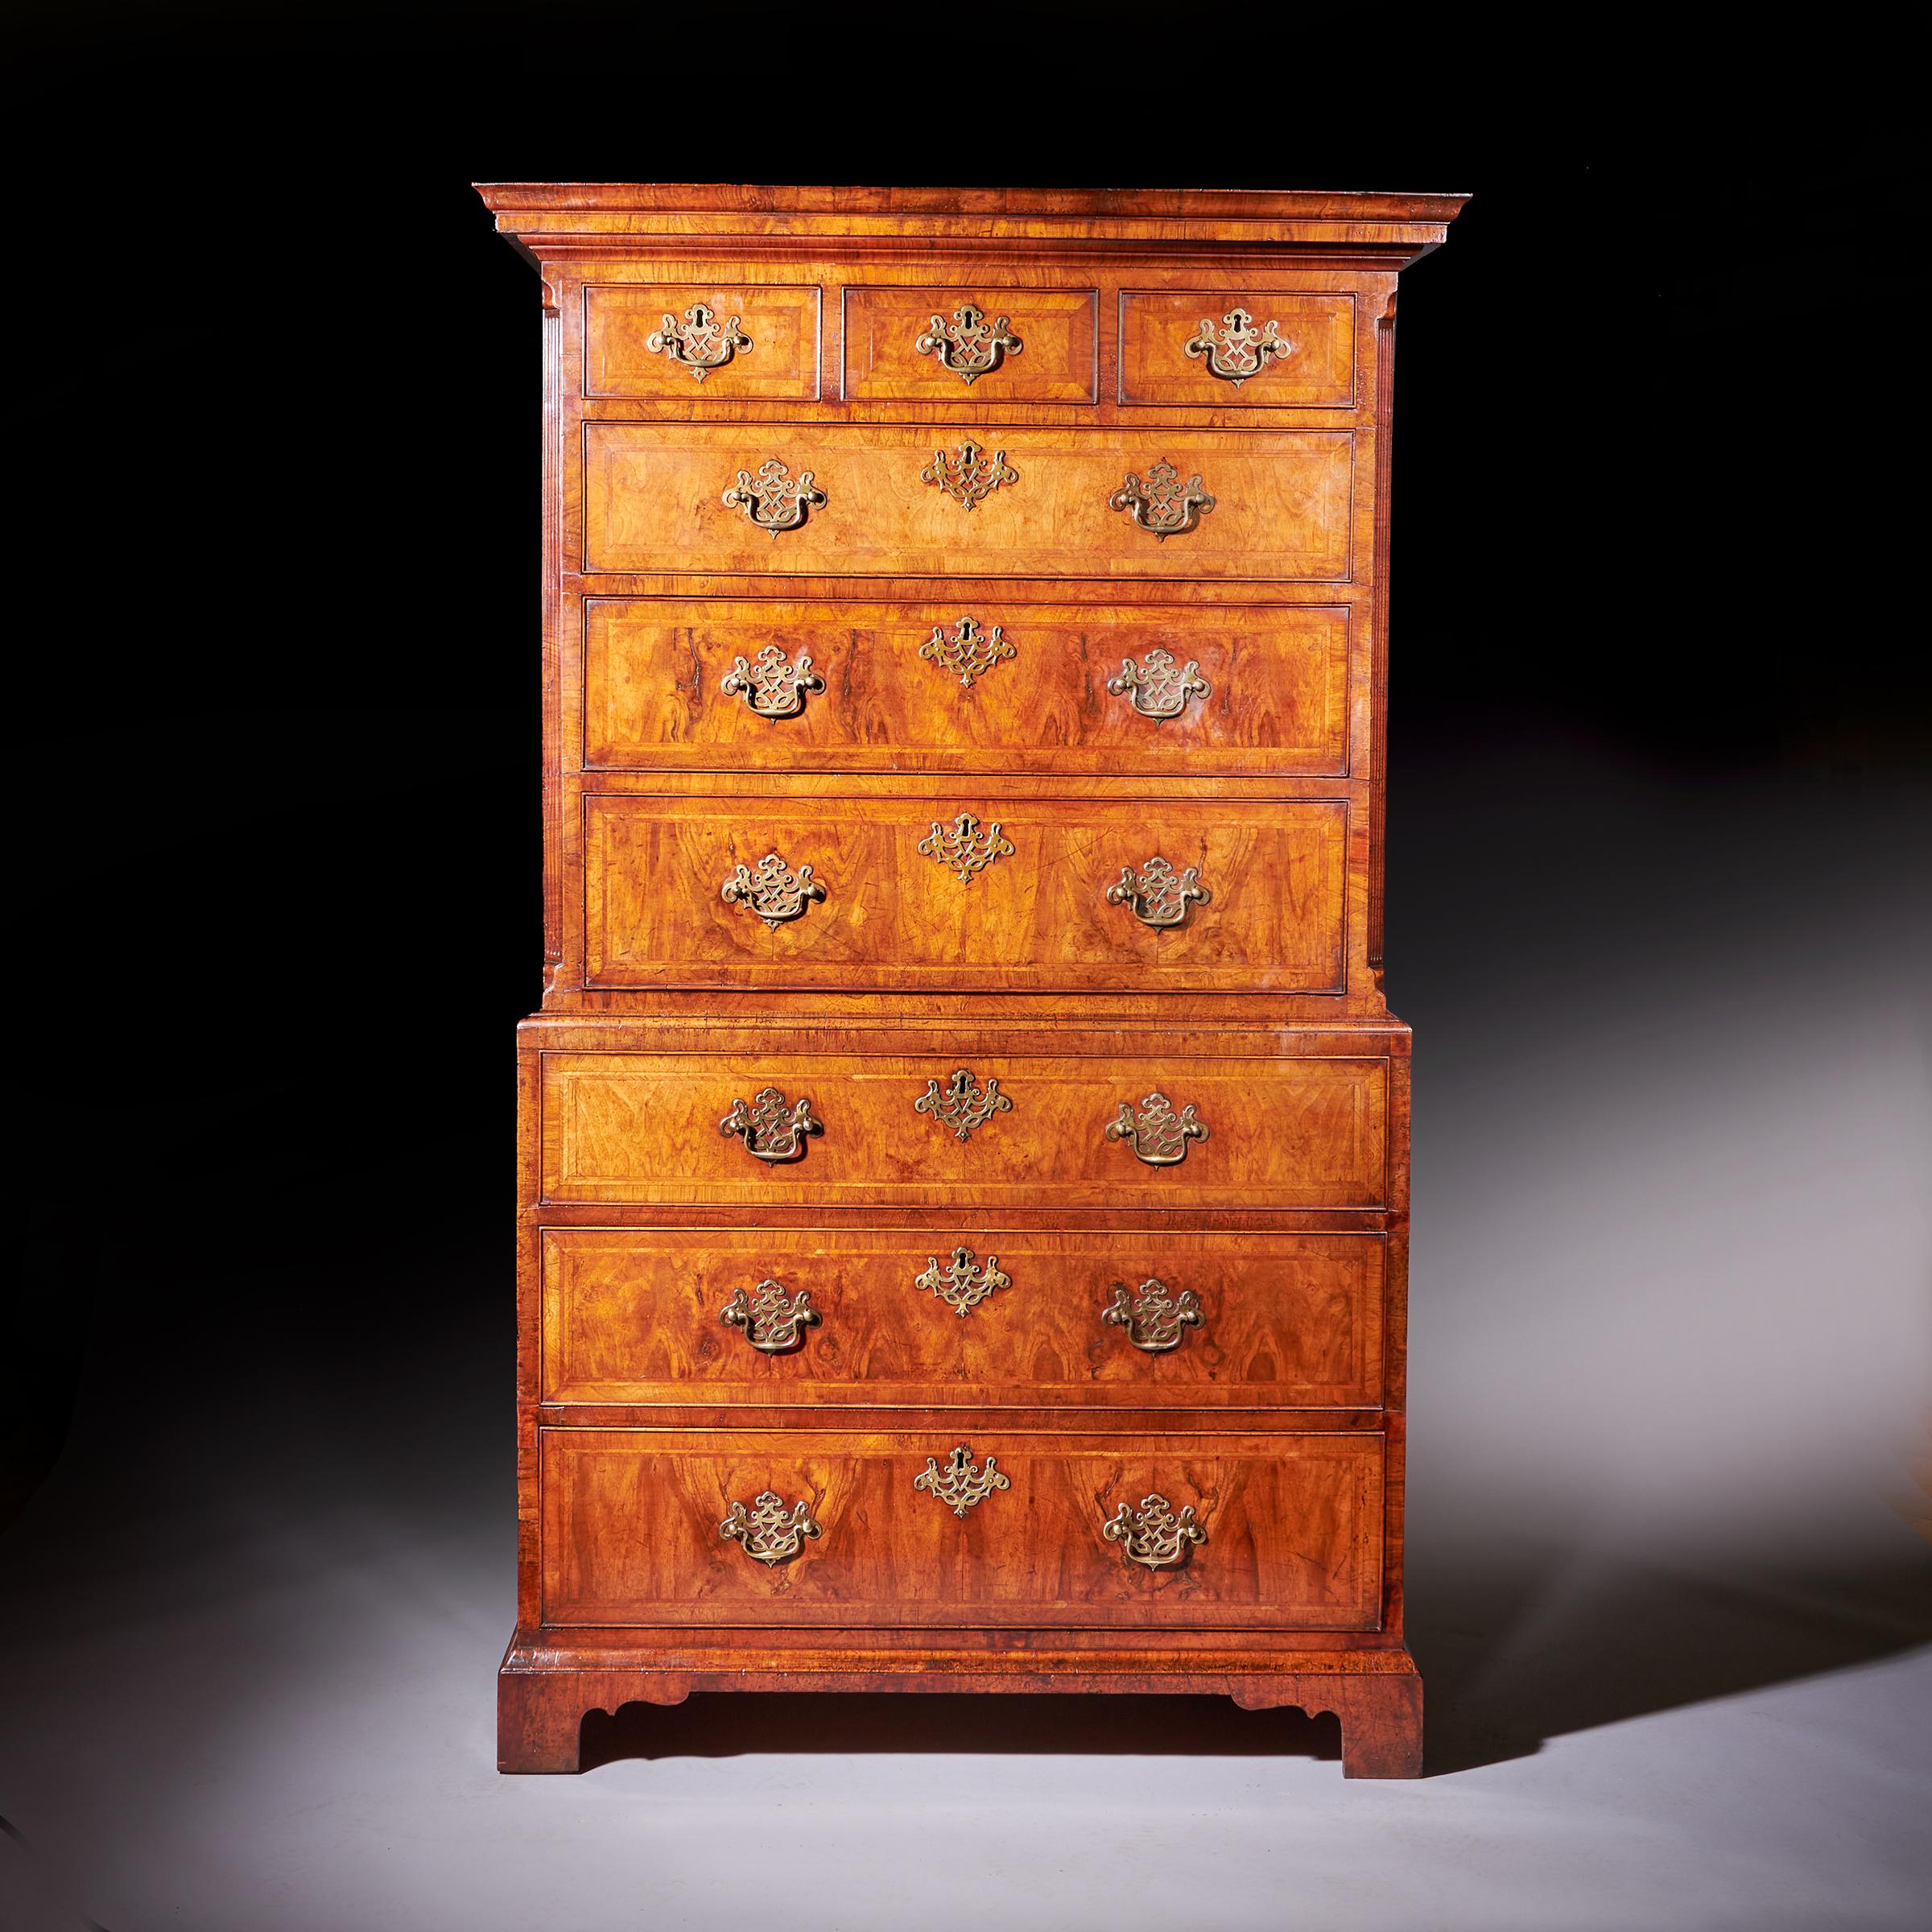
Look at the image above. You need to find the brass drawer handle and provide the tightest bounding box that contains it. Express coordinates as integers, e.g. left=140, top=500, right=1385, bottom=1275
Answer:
left=914, top=1067, right=1013, bottom=1143
left=914, top=303, right=1024, bottom=385
left=1108, top=857, right=1212, bottom=929
left=915, top=1245, right=1011, bottom=1315
left=720, top=1491, right=821, bottom=1565
left=719, top=1088, right=823, bottom=1162
left=1102, top=1278, right=1203, bottom=1352
left=721, top=851, right=827, bottom=928
left=1102, top=1492, right=1208, bottom=1571
left=914, top=1443, right=1010, bottom=1517
left=720, top=645, right=824, bottom=718
left=1108, top=462, right=1215, bottom=540
left=1107, top=649, right=1211, bottom=720
left=918, top=811, right=1013, bottom=882
left=722, top=457, right=826, bottom=537
left=720, top=1279, right=820, bottom=1354
left=1105, top=1092, right=1208, bottom=1166
left=1183, top=307, right=1293, bottom=386
left=919, top=615, right=1016, bottom=689
left=920, top=438, right=1018, bottom=510
left=646, top=301, right=753, bottom=382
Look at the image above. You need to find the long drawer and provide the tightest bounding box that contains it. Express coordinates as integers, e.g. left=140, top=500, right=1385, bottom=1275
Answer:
left=539, top=1228, right=1385, bottom=1408
left=580, top=424, right=1353, bottom=580
left=537, top=1048, right=1389, bottom=1210
left=583, top=597, right=1351, bottom=778
left=583, top=793, right=1346, bottom=993
left=539, top=1426, right=1385, bottom=1630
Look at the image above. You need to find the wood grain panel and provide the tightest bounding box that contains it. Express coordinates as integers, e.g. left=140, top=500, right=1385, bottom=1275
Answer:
left=581, top=425, right=1353, bottom=580
left=539, top=1049, right=1388, bottom=1209
left=1120, top=291, right=1356, bottom=407
left=583, top=794, right=1346, bottom=993
left=583, top=597, right=1350, bottom=777
left=584, top=284, right=820, bottom=398
left=539, top=1426, right=1384, bottom=1629
left=540, top=1228, right=1385, bottom=1407
left=842, top=287, right=1096, bottom=401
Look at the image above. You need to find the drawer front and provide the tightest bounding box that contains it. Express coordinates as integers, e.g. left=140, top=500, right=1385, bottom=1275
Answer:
left=539, top=1050, right=1388, bottom=1209
left=582, top=424, right=1353, bottom=581
left=539, top=1426, right=1384, bottom=1629
left=1120, top=291, right=1356, bottom=408
left=584, top=598, right=1350, bottom=778
left=584, top=795, right=1347, bottom=993
left=842, top=287, right=1098, bottom=401
left=584, top=285, right=821, bottom=399
left=541, top=1228, right=1385, bottom=1408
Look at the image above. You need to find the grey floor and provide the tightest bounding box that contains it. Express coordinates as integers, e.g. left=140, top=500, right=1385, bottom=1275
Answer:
left=4, top=743, right=1929, bottom=1931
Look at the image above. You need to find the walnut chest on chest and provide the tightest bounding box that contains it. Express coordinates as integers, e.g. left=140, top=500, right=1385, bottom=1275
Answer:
left=477, top=182, right=1466, bottom=1777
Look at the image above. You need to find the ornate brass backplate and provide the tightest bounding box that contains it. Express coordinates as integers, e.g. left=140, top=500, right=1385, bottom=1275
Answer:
left=646, top=301, right=753, bottom=381
left=721, top=457, right=827, bottom=537
left=719, top=1491, right=821, bottom=1565
left=914, top=1068, right=1013, bottom=1142
left=914, top=1245, right=1012, bottom=1316
left=720, top=1279, right=821, bottom=1354
left=919, top=615, right=1016, bottom=689
left=1102, top=1492, right=1208, bottom=1571
left=920, top=438, right=1018, bottom=510
left=718, top=1088, right=824, bottom=1162
left=1108, top=462, right=1216, bottom=539
left=913, top=303, right=1024, bottom=384
left=917, top=811, right=1014, bottom=881
left=1182, top=307, right=1293, bottom=386
left=913, top=1443, right=1012, bottom=1517
left=720, top=644, right=825, bottom=718
left=1107, top=856, right=1212, bottom=929
left=1107, top=648, right=1212, bottom=720
left=720, top=850, right=828, bottom=928
left=1101, top=1278, right=1203, bottom=1352
left=1105, top=1092, right=1208, bottom=1166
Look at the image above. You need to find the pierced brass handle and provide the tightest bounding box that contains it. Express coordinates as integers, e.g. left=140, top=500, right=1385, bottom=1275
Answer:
left=720, top=1279, right=820, bottom=1354
left=1105, top=1092, right=1208, bottom=1166
left=1102, top=1492, right=1207, bottom=1571
left=719, top=1088, right=823, bottom=1162
left=721, top=851, right=826, bottom=928
left=1107, top=649, right=1211, bottom=720
left=913, top=1444, right=1010, bottom=1517
left=646, top=301, right=753, bottom=381
left=1102, top=1278, right=1203, bottom=1352
left=720, top=646, right=824, bottom=718
left=722, top=458, right=826, bottom=537
left=1107, top=857, right=1211, bottom=929
left=720, top=1491, right=821, bottom=1565
left=914, top=303, right=1024, bottom=385
left=1108, top=462, right=1215, bottom=540
left=1183, top=308, right=1293, bottom=386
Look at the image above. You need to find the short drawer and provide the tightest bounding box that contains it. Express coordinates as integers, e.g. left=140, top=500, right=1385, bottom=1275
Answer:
left=583, top=793, right=1347, bottom=993
left=541, top=1228, right=1385, bottom=1408
left=581, top=424, right=1353, bottom=580
left=584, top=284, right=820, bottom=398
left=538, top=1048, right=1389, bottom=1210
left=842, top=287, right=1097, bottom=401
left=1120, top=291, right=1356, bottom=407
left=584, top=597, right=1350, bottom=778
left=539, top=1426, right=1384, bottom=1630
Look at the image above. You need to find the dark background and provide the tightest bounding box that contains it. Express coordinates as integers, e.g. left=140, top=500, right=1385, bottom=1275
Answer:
left=5, top=6, right=1924, bottom=1562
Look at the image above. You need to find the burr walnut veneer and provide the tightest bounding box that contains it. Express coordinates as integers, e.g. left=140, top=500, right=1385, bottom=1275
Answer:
left=479, top=182, right=1465, bottom=1778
